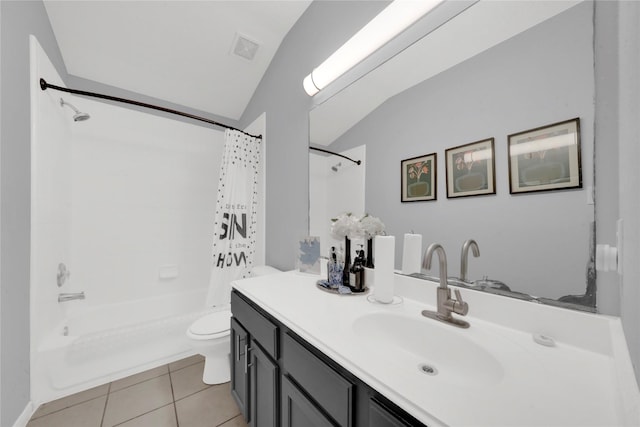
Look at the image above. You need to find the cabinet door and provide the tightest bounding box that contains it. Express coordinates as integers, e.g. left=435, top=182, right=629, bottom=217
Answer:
left=231, top=318, right=250, bottom=421
left=249, top=340, right=279, bottom=427
left=281, top=375, right=334, bottom=427
left=368, top=399, right=412, bottom=427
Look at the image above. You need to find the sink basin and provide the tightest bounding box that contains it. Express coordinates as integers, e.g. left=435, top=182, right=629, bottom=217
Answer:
left=352, top=312, right=504, bottom=387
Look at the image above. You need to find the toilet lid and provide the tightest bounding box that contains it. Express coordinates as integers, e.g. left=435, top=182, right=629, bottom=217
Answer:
left=189, top=310, right=231, bottom=337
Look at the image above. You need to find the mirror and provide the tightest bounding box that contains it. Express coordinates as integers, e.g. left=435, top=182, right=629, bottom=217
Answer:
left=309, top=1, right=596, bottom=311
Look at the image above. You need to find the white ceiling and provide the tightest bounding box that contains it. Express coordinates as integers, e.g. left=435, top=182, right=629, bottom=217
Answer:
left=44, top=0, right=311, bottom=121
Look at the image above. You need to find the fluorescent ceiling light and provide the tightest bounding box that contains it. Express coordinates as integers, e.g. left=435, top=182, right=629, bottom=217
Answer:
left=303, top=0, right=445, bottom=96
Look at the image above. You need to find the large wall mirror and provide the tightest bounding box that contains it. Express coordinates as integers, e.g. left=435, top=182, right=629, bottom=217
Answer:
left=309, top=1, right=597, bottom=311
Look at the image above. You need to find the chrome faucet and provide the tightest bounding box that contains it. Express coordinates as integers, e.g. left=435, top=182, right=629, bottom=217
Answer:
left=421, top=243, right=469, bottom=328
left=460, top=239, right=480, bottom=282
left=58, top=292, right=85, bottom=303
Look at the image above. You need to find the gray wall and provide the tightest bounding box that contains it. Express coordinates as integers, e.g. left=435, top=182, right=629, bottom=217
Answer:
left=617, top=0, right=640, bottom=384
left=1, top=2, right=66, bottom=424
left=594, top=1, right=621, bottom=317
left=240, top=1, right=388, bottom=270
left=65, top=75, right=238, bottom=131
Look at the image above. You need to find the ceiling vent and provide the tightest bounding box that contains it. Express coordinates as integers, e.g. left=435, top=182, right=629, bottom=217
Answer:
left=231, top=33, right=260, bottom=61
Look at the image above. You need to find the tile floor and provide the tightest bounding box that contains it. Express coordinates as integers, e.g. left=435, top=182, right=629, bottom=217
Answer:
left=28, top=355, right=247, bottom=427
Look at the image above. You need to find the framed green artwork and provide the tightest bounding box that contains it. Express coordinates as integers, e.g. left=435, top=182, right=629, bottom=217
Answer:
left=445, top=138, right=496, bottom=198
left=508, top=118, right=581, bottom=194
left=401, top=153, right=437, bottom=202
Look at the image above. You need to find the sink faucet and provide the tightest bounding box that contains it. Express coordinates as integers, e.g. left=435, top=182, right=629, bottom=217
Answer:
left=58, top=292, right=85, bottom=303
left=460, top=239, right=480, bottom=282
left=422, top=243, right=469, bottom=328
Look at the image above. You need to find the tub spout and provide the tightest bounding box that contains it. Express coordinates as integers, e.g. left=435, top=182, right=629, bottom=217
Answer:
left=58, top=292, right=85, bottom=303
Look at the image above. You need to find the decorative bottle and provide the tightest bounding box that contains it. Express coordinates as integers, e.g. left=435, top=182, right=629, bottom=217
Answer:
left=328, top=247, right=341, bottom=288
left=366, top=238, right=375, bottom=268
left=332, top=245, right=345, bottom=288
left=342, top=237, right=351, bottom=287
left=349, top=247, right=366, bottom=292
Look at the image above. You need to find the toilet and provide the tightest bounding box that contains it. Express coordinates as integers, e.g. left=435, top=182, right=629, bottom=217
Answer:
left=186, top=265, right=281, bottom=384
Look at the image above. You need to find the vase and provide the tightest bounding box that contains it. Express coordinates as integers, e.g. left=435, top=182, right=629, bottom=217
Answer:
left=365, top=238, right=374, bottom=268
left=342, top=237, right=351, bottom=287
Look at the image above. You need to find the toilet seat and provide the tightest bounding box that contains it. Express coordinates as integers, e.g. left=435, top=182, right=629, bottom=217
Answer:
left=188, top=310, right=231, bottom=340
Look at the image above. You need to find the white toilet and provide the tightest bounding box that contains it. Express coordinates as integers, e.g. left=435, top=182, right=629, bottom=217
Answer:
left=186, top=265, right=280, bottom=384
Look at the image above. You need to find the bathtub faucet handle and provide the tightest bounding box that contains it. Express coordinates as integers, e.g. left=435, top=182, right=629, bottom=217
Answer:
left=57, top=263, right=71, bottom=287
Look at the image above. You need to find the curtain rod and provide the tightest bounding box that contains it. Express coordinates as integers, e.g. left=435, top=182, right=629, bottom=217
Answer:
left=39, top=78, right=262, bottom=140
left=309, top=146, right=361, bottom=165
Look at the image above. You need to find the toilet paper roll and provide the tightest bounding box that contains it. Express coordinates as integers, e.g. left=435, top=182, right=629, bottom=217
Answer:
left=401, top=233, right=422, bottom=274
left=373, top=235, right=395, bottom=303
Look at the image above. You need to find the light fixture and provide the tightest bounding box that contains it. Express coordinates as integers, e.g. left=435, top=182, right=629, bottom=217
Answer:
left=303, top=0, right=445, bottom=96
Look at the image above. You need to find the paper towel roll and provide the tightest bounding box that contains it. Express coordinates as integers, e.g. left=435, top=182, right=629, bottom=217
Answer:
left=401, top=233, right=422, bottom=274
left=373, top=235, right=395, bottom=303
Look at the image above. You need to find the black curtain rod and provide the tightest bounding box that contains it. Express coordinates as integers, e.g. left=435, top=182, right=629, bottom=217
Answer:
left=39, top=78, right=262, bottom=140
left=309, top=146, right=361, bottom=165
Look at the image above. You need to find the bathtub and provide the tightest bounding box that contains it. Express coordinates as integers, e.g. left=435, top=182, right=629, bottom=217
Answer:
left=33, top=288, right=218, bottom=404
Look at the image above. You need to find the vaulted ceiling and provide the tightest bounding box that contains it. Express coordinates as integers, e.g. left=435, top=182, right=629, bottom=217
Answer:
left=44, top=1, right=311, bottom=121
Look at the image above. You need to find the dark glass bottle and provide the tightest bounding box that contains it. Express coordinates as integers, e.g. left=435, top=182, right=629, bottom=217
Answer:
left=349, top=248, right=366, bottom=292
left=342, top=237, right=351, bottom=287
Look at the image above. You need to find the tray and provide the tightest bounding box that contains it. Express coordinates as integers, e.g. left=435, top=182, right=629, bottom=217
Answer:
left=316, top=280, right=369, bottom=296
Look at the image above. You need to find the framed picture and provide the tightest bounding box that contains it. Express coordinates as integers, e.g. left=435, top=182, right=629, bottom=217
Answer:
left=401, top=153, right=437, bottom=202
left=445, top=138, right=496, bottom=198
left=297, top=236, right=320, bottom=274
left=508, top=118, right=581, bottom=194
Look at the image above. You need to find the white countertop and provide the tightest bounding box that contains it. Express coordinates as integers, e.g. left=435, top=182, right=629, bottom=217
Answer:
left=232, top=270, right=640, bottom=426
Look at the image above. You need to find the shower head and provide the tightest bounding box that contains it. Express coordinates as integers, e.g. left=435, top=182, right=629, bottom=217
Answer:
left=331, top=162, right=342, bottom=172
left=60, top=98, right=90, bottom=122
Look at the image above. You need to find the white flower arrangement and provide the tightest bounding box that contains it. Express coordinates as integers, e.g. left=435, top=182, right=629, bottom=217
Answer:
left=359, top=214, right=386, bottom=239
left=330, top=212, right=363, bottom=239
left=331, top=212, right=385, bottom=240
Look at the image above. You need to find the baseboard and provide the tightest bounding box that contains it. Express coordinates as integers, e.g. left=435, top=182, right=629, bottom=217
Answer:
left=12, top=401, right=34, bottom=427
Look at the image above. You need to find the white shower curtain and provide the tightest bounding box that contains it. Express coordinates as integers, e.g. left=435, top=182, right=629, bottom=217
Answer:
left=206, top=129, right=261, bottom=306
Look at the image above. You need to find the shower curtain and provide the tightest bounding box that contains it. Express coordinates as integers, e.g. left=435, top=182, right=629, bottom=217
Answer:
left=206, top=129, right=261, bottom=306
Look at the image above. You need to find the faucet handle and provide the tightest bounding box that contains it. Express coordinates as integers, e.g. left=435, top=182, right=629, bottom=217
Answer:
left=453, top=289, right=469, bottom=316
left=57, top=263, right=70, bottom=287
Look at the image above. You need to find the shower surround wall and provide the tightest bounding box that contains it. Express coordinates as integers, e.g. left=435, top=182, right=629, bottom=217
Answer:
left=69, top=98, right=223, bottom=306
left=30, top=37, right=225, bottom=405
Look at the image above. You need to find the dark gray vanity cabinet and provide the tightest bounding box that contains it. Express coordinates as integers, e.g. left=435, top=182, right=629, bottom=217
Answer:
left=231, top=291, right=279, bottom=427
left=230, top=317, right=249, bottom=420
left=368, top=399, right=413, bottom=427
left=282, top=332, right=354, bottom=426
left=230, top=290, right=426, bottom=427
left=248, top=340, right=279, bottom=426
left=281, top=375, right=335, bottom=427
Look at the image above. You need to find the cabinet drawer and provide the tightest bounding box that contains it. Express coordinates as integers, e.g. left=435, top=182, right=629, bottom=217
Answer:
left=231, top=291, right=279, bottom=359
left=283, top=333, right=353, bottom=427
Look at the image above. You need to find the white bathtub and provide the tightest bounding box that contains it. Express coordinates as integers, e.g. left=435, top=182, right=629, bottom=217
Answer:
left=33, top=288, right=218, bottom=404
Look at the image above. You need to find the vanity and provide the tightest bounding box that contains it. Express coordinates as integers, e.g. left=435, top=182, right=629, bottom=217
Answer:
left=230, top=270, right=640, bottom=426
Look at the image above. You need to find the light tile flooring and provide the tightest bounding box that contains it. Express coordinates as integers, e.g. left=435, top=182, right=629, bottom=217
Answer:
left=28, top=355, right=247, bottom=427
